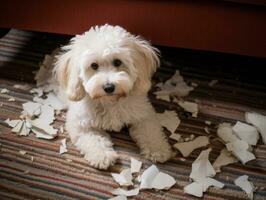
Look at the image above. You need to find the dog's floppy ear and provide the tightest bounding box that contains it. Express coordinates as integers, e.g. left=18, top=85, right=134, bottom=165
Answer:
left=131, top=37, right=160, bottom=94
left=54, top=44, right=85, bottom=101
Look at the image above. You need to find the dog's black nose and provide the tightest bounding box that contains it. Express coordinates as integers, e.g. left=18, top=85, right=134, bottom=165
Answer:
left=103, top=83, right=115, bottom=93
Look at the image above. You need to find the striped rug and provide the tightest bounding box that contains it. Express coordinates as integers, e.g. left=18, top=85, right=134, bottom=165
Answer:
left=0, top=29, right=266, bottom=200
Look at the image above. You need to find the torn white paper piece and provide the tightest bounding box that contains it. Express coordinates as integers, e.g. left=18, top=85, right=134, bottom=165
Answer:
left=1, top=88, right=9, bottom=94
left=205, top=120, right=212, bottom=125
left=5, top=119, right=30, bottom=136
left=234, top=175, right=254, bottom=199
left=204, top=127, right=210, bottom=134
left=33, top=92, right=67, bottom=111
left=22, top=102, right=42, bottom=118
left=155, top=94, right=170, bottom=102
left=30, top=87, right=44, bottom=97
left=184, top=178, right=224, bottom=197
left=213, top=148, right=237, bottom=173
left=111, top=188, right=139, bottom=197
left=185, top=148, right=224, bottom=197
left=157, top=110, right=180, bottom=134
left=139, top=165, right=176, bottom=190
left=232, top=121, right=259, bottom=145
left=226, top=140, right=255, bottom=164
left=176, top=100, right=198, bottom=117
left=19, top=150, right=27, bottom=155
left=59, top=138, right=68, bottom=154
left=208, top=79, right=218, bottom=87
left=153, top=70, right=194, bottom=98
left=14, top=84, right=31, bottom=90
left=245, top=112, right=266, bottom=144
left=108, top=196, right=127, bottom=200
left=111, top=168, right=133, bottom=186
left=169, top=133, right=181, bottom=141
left=173, top=136, right=209, bottom=157
left=130, top=158, right=142, bottom=173
left=217, top=123, right=239, bottom=143
left=8, top=98, right=15, bottom=102
left=190, top=148, right=216, bottom=181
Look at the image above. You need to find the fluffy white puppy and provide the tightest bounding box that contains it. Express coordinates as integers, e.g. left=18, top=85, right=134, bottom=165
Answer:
left=54, top=24, right=173, bottom=169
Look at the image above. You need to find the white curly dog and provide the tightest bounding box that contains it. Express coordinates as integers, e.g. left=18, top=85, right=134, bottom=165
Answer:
left=54, top=25, right=173, bottom=169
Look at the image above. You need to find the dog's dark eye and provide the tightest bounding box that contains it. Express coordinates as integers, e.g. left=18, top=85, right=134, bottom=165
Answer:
left=113, top=59, right=122, bottom=67
left=91, top=63, right=99, bottom=70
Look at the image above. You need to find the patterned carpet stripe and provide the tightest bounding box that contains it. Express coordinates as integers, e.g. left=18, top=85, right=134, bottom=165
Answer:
left=0, top=29, right=266, bottom=199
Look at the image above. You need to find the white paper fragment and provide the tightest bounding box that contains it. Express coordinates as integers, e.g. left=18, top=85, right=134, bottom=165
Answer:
left=30, top=87, right=44, bottom=97
left=173, top=136, right=209, bottom=157
left=157, top=110, right=180, bottom=134
left=14, top=84, right=31, bottom=90
left=112, top=168, right=133, bottom=186
left=34, top=92, right=67, bottom=111
left=111, top=188, right=139, bottom=197
left=59, top=138, right=68, bottom=154
left=205, top=120, right=212, bottom=125
left=204, top=127, right=210, bottom=134
left=191, top=82, right=198, bottom=87
left=130, top=158, right=142, bottom=173
left=19, top=150, right=27, bottom=155
left=153, top=70, right=194, bottom=98
left=217, top=123, right=239, bottom=143
left=234, top=175, right=254, bottom=199
left=217, top=123, right=256, bottom=164
left=185, top=148, right=224, bottom=197
left=232, top=121, right=259, bottom=145
left=8, top=98, right=15, bottom=102
left=150, top=172, right=176, bottom=190
left=169, top=133, right=181, bottom=141
left=108, top=196, right=127, bottom=200
left=213, top=148, right=237, bottom=173
left=22, top=102, right=42, bottom=118
left=184, top=178, right=224, bottom=197
left=1, top=88, right=9, bottom=94
left=156, top=94, right=170, bottom=102
left=226, top=140, right=255, bottom=164
left=246, top=112, right=266, bottom=144
left=140, top=165, right=176, bottom=190
left=177, top=101, right=198, bottom=117
left=5, top=119, right=30, bottom=136
left=208, top=79, right=218, bottom=87
left=190, top=148, right=216, bottom=181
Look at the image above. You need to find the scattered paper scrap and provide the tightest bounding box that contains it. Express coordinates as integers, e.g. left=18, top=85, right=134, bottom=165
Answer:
left=139, top=165, right=176, bottom=190
left=169, top=133, right=181, bottom=141
left=173, top=136, right=209, bottom=157
left=19, top=150, right=27, bottom=155
left=234, top=175, right=254, bottom=199
left=245, top=112, right=266, bottom=144
left=232, top=121, right=259, bottom=145
left=22, top=102, right=42, bottom=118
left=14, top=84, right=31, bottom=90
left=204, top=127, right=210, bottom=134
left=205, top=120, right=212, bottom=125
left=59, top=138, right=68, bottom=155
left=130, top=158, right=142, bottom=173
left=5, top=119, right=31, bottom=136
left=217, top=123, right=255, bottom=164
left=213, top=148, right=237, bottom=173
left=157, top=110, right=180, bottom=134
left=108, top=195, right=127, bottom=200
left=153, top=70, right=194, bottom=99
left=8, top=97, right=15, bottom=102
left=176, top=100, right=198, bottom=117
left=1, top=88, right=9, bottom=94
left=208, top=80, right=218, bottom=87
left=226, top=140, right=255, bottom=164
left=184, top=148, right=224, bottom=197
left=111, top=168, right=133, bottom=186
left=34, top=92, right=67, bottom=111
left=111, top=188, right=139, bottom=197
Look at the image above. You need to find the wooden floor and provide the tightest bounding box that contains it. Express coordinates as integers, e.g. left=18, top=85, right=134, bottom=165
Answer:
left=0, top=29, right=266, bottom=200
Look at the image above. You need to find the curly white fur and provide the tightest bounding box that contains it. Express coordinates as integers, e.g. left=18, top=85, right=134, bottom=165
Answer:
left=54, top=25, right=173, bottom=169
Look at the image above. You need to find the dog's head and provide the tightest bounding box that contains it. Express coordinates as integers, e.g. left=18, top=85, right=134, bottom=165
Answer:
left=54, top=25, right=159, bottom=102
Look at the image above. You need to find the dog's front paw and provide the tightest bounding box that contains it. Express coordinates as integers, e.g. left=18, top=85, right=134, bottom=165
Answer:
left=84, top=148, right=118, bottom=169
left=142, top=145, right=175, bottom=163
